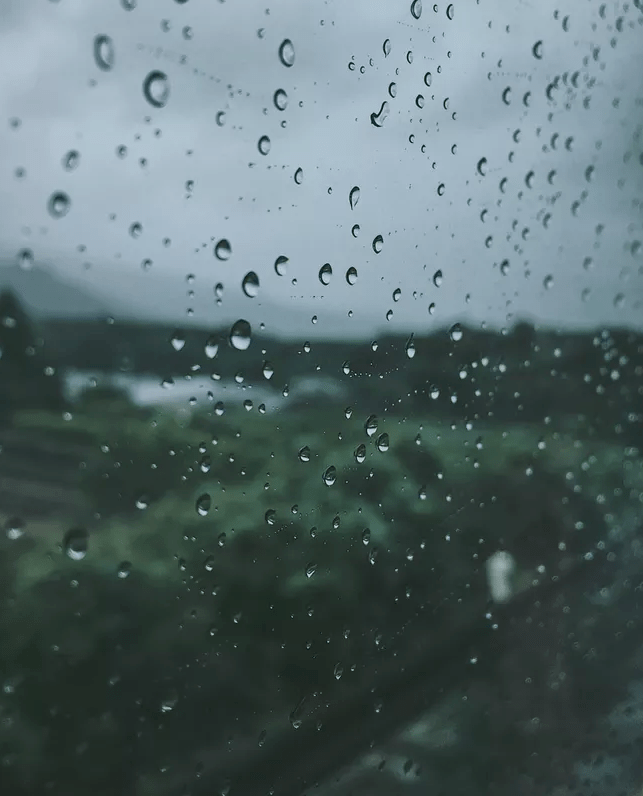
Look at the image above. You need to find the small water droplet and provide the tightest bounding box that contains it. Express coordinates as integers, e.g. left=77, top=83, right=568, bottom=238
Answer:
left=411, top=0, right=423, bottom=19
left=216, top=110, right=226, bottom=126
left=372, top=235, right=384, bottom=254
left=349, top=186, right=360, bottom=210
left=93, top=35, right=115, bottom=71
left=299, top=446, right=311, bottom=462
left=229, top=319, right=252, bottom=351
left=242, top=271, right=260, bottom=298
left=47, top=191, right=71, bottom=219
left=305, top=562, right=317, bottom=578
left=433, top=269, right=443, bottom=287
left=376, top=433, right=390, bottom=452
left=333, top=662, right=344, bottom=680
left=170, top=330, right=185, bottom=351
left=532, top=40, right=543, bottom=59
left=129, top=221, right=142, bottom=238
left=365, top=415, right=378, bottom=436
left=354, top=443, right=366, bottom=463
left=196, top=493, right=211, bottom=516
left=279, top=38, right=295, bottom=67
left=64, top=528, right=88, bottom=560
left=370, top=101, right=390, bottom=127
left=418, top=485, right=427, bottom=500
left=323, top=465, right=337, bottom=486
left=274, top=88, right=288, bottom=110
left=346, top=267, right=358, bottom=285
left=214, top=239, right=231, bottom=260
left=361, top=528, right=371, bottom=545
left=294, top=167, right=303, bottom=184
left=543, top=274, right=554, bottom=290
left=204, top=555, right=215, bottom=572
left=318, top=263, right=332, bottom=285
left=258, top=135, right=271, bottom=155
left=383, top=39, right=391, bottom=57
left=143, top=70, right=170, bottom=108
left=405, top=335, right=416, bottom=359
left=477, top=157, right=488, bottom=176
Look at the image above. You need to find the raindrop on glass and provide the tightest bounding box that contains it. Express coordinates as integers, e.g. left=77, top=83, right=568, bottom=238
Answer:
left=354, top=444, right=366, bottom=463
left=196, top=493, right=211, bottom=516
left=242, top=271, right=259, bottom=298
left=383, top=39, right=391, bottom=57
left=346, top=267, right=358, bottom=285
left=258, top=135, right=271, bottom=155
left=274, top=255, right=289, bottom=276
left=299, top=446, right=311, bottom=462
left=64, top=528, right=89, bottom=561
left=370, top=101, right=390, bottom=127
left=63, top=150, right=80, bottom=171
left=93, top=35, right=115, bottom=71
left=372, top=235, right=383, bottom=254
left=205, top=337, right=219, bottom=359
left=365, top=415, right=378, bottom=437
left=229, top=319, right=252, bottom=350
left=411, top=0, right=423, bottom=19
left=349, top=186, right=360, bottom=210
left=274, top=89, right=288, bottom=110
left=143, top=70, right=170, bottom=108
left=323, top=466, right=337, bottom=486
left=449, top=323, right=463, bottom=342
left=214, top=239, right=232, bottom=260
left=376, top=433, right=390, bottom=453
left=170, top=330, right=185, bottom=351
left=319, top=263, right=332, bottom=285
left=278, top=38, right=295, bottom=67
left=47, top=191, right=71, bottom=219
left=532, top=40, right=543, bottom=59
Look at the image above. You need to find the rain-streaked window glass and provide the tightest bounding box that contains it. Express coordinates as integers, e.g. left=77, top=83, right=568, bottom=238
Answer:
left=1, top=1, right=643, bottom=794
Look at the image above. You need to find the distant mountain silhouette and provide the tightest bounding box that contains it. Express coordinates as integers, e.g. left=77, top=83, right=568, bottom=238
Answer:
left=0, top=262, right=111, bottom=319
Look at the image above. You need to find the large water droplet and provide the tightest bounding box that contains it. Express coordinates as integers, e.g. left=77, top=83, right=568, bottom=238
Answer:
left=143, top=70, right=170, bottom=108
left=64, top=528, right=88, bottom=560
left=372, top=235, right=383, bottom=254
left=370, top=101, right=390, bottom=127
left=229, top=319, right=252, bottom=350
left=241, top=271, right=259, bottom=298
left=323, top=466, right=337, bottom=486
left=346, top=267, right=358, bottom=285
left=170, top=330, right=185, bottom=351
left=411, top=0, right=423, bottom=19
left=446, top=3, right=454, bottom=19
left=299, top=446, right=311, bottom=462
left=318, top=263, right=332, bottom=285
left=349, top=186, right=360, bottom=210
left=274, top=255, right=289, bottom=276
left=258, top=135, right=271, bottom=155
left=279, top=39, right=295, bottom=67
left=365, top=415, right=378, bottom=437
left=214, top=239, right=231, bottom=260
left=93, top=35, right=115, bottom=71
left=274, top=89, right=288, bottom=110
left=433, top=269, right=443, bottom=287
left=376, top=433, right=390, bottom=453
left=449, top=323, right=463, bottom=342
left=354, top=444, right=366, bottom=463
left=196, top=493, right=211, bottom=516
left=47, top=191, right=71, bottom=219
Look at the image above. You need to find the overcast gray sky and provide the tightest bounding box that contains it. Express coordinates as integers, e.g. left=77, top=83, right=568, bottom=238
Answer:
left=1, top=0, right=642, bottom=339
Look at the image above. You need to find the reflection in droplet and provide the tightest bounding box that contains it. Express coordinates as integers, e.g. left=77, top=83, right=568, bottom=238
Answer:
left=214, top=239, right=232, bottom=261
left=205, top=337, right=219, bottom=359
left=196, top=493, right=211, bottom=516
left=93, top=35, right=115, bottom=71
left=319, top=263, right=332, bottom=285
left=349, top=186, right=360, bottom=210
left=64, top=528, right=88, bottom=560
left=229, top=319, right=252, bottom=350
left=258, top=135, right=271, bottom=155
left=323, top=466, right=337, bottom=486
left=47, top=191, right=71, bottom=219
left=274, top=89, right=288, bottom=111
left=370, top=102, right=390, bottom=128
left=449, top=323, right=463, bottom=342
left=376, top=433, right=390, bottom=452
left=170, top=330, right=185, bottom=351
left=242, top=271, right=260, bottom=298
left=278, top=38, right=295, bottom=67
left=143, top=70, right=170, bottom=108
left=365, top=415, right=378, bottom=437
left=274, top=255, right=289, bottom=276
